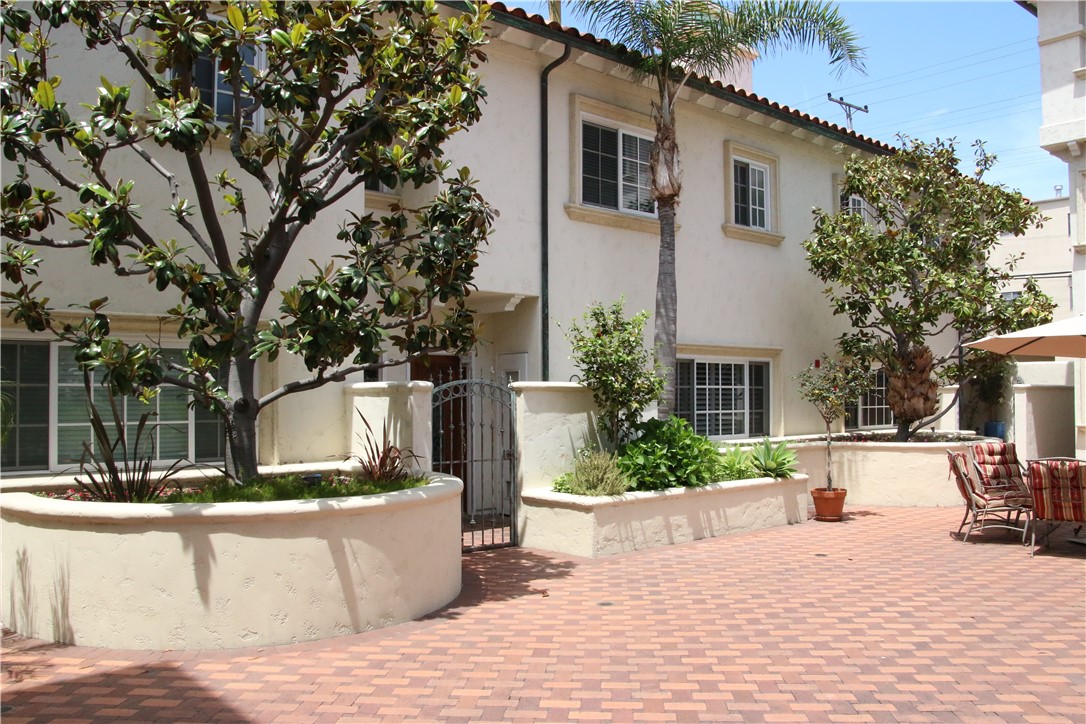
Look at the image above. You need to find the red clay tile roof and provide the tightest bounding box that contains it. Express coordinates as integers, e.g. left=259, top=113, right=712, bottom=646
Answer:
left=485, top=1, right=895, bottom=155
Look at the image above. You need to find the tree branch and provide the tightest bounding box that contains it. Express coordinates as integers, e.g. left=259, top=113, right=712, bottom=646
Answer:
left=184, top=151, right=233, bottom=271
left=129, top=143, right=218, bottom=262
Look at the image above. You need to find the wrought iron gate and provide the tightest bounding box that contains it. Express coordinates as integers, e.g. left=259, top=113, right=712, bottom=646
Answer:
left=431, top=378, right=517, bottom=551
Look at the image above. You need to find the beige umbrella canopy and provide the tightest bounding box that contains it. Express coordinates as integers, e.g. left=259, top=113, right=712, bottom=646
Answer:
left=965, top=315, right=1086, bottom=358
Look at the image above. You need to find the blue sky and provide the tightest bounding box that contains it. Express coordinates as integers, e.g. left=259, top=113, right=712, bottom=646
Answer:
left=513, top=1, right=1066, bottom=202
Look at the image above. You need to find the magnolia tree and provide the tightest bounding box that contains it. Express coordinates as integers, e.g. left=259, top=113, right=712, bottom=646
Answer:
left=0, top=1, right=495, bottom=480
left=795, top=357, right=871, bottom=491
left=804, top=137, right=1053, bottom=441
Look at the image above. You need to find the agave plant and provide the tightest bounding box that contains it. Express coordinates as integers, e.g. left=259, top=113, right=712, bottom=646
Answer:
left=750, top=438, right=798, bottom=480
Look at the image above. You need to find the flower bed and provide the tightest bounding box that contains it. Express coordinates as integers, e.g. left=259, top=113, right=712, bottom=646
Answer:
left=520, top=474, right=809, bottom=558
left=1, top=474, right=463, bottom=650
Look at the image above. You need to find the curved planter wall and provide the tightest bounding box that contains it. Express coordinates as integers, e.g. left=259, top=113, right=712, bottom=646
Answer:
left=791, top=441, right=973, bottom=507
left=520, top=475, right=809, bottom=558
left=1, top=475, right=463, bottom=650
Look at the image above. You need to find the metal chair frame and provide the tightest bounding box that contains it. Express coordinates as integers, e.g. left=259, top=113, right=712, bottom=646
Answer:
left=947, top=450, right=1031, bottom=543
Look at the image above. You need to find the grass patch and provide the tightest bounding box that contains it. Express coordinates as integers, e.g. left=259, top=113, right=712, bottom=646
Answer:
left=40, top=473, right=427, bottom=503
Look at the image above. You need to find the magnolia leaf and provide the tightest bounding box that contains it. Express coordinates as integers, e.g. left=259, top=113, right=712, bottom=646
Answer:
left=34, top=80, right=55, bottom=109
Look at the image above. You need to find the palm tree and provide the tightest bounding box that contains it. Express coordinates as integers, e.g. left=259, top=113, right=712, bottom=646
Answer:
left=574, top=0, right=865, bottom=418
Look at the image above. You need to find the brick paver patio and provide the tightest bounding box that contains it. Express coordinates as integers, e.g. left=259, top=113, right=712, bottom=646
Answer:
left=2, top=506, right=1084, bottom=723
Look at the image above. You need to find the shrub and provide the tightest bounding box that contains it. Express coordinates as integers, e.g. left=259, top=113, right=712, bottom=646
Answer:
left=564, top=298, right=665, bottom=449
left=552, top=449, right=631, bottom=496
left=161, top=473, right=425, bottom=503
left=617, top=417, right=721, bottom=491
left=719, top=445, right=758, bottom=481
left=749, top=438, right=798, bottom=479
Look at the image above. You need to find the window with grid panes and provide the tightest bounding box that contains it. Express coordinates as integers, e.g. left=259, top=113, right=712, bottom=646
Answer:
left=733, top=159, right=768, bottom=230
left=844, top=369, right=894, bottom=429
left=1, top=341, right=50, bottom=471
left=191, top=44, right=263, bottom=128
left=581, top=121, right=655, bottom=215
left=675, top=359, right=770, bottom=438
left=1, top=342, right=225, bottom=472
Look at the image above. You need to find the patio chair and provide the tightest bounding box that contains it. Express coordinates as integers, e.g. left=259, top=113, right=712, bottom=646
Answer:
left=1027, top=459, right=1086, bottom=556
left=947, top=450, right=1032, bottom=543
left=971, top=441, right=1030, bottom=496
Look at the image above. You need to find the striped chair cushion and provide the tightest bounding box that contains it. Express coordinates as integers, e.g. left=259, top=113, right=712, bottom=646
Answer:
left=972, top=442, right=1027, bottom=491
left=1028, top=460, right=1086, bottom=524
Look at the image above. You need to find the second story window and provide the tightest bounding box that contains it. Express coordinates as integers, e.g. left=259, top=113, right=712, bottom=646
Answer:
left=582, top=121, right=655, bottom=215
left=190, top=44, right=263, bottom=129
left=733, top=159, right=768, bottom=230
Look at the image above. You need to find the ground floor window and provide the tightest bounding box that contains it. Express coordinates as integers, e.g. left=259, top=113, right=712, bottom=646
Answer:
left=1, top=341, right=224, bottom=472
left=845, top=368, right=894, bottom=429
left=675, top=358, right=770, bottom=438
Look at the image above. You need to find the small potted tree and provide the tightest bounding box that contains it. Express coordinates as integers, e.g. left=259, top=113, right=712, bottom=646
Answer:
left=969, top=353, right=1013, bottom=440
left=796, top=356, right=872, bottom=521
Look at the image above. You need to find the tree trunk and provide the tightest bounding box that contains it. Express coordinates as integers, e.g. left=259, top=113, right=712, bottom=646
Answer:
left=655, top=199, right=677, bottom=419
left=223, top=356, right=260, bottom=482
left=887, top=345, right=938, bottom=442
left=825, top=420, right=833, bottom=491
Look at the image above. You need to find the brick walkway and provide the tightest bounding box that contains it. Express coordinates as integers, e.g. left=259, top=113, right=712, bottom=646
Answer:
left=2, top=506, right=1084, bottom=723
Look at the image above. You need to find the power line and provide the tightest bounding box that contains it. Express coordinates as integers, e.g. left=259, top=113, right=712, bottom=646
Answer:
left=861, top=94, right=1035, bottom=129
left=830, top=48, right=1035, bottom=97
left=796, top=38, right=1036, bottom=106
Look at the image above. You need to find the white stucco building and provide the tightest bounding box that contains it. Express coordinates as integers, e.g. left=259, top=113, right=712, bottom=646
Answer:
left=16, top=2, right=1026, bottom=479
left=1022, top=0, right=1086, bottom=458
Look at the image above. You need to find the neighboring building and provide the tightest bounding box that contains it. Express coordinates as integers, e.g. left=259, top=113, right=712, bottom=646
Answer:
left=998, top=195, right=1075, bottom=319
left=1019, top=0, right=1085, bottom=459
left=2, top=3, right=902, bottom=477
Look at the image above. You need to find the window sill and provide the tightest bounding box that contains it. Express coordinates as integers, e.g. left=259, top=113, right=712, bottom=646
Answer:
left=565, top=203, right=659, bottom=235
left=366, top=190, right=401, bottom=211
left=722, top=224, right=785, bottom=247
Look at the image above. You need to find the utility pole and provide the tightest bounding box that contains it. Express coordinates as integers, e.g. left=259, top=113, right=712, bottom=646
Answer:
left=826, top=93, right=868, bottom=131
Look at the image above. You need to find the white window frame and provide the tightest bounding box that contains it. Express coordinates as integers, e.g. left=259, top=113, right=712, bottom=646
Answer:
left=580, top=115, right=656, bottom=217
left=844, top=368, right=895, bottom=430
left=733, top=158, right=769, bottom=230
left=675, top=356, right=772, bottom=440
left=170, top=17, right=266, bottom=132
left=566, top=95, right=659, bottom=235
left=723, top=141, right=783, bottom=246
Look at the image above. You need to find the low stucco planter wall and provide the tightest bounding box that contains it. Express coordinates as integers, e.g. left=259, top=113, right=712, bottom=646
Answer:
left=1, top=475, right=463, bottom=650
left=792, top=441, right=971, bottom=507
left=520, top=474, right=809, bottom=558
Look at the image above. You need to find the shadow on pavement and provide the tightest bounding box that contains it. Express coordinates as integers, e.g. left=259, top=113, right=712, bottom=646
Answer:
left=425, top=547, right=579, bottom=620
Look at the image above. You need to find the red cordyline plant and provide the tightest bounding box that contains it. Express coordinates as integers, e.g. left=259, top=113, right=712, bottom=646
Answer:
left=795, top=357, right=872, bottom=491
left=348, top=413, right=420, bottom=484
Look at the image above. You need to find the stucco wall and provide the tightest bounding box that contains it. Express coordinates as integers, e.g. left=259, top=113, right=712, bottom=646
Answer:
left=348, top=382, right=434, bottom=472
left=792, top=441, right=970, bottom=508
left=1012, top=385, right=1076, bottom=460
left=520, top=475, right=809, bottom=558
left=0, top=475, right=462, bottom=650
left=512, top=382, right=598, bottom=491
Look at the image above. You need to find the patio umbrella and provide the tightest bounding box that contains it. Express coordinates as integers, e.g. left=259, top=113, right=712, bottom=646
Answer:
left=965, top=314, right=1086, bottom=358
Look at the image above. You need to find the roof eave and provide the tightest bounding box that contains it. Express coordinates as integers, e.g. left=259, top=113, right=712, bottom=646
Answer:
left=477, top=1, right=894, bottom=156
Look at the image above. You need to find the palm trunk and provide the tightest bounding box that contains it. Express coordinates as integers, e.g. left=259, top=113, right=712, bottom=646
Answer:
left=887, top=345, right=939, bottom=442
left=655, top=199, right=677, bottom=419
left=651, top=89, right=680, bottom=420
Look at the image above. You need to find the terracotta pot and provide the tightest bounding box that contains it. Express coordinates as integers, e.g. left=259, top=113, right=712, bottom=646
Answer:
left=811, top=487, right=847, bottom=522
